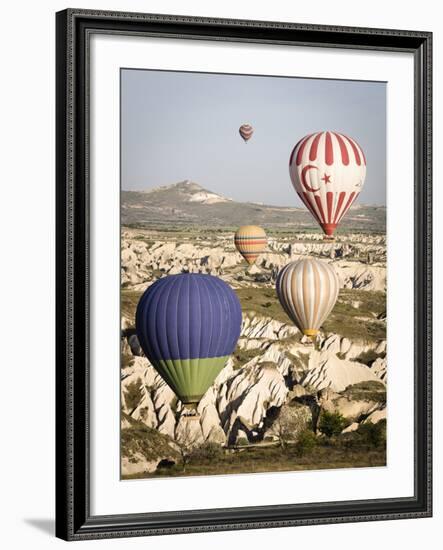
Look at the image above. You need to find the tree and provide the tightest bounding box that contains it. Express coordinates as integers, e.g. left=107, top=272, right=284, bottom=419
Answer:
left=357, top=419, right=386, bottom=448
left=272, top=405, right=308, bottom=450
left=175, top=417, right=202, bottom=472
left=318, top=410, right=347, bottom=437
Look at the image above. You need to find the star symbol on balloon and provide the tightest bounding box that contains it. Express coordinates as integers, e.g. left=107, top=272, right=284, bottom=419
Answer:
left=321, top=173, right=331, bottom=184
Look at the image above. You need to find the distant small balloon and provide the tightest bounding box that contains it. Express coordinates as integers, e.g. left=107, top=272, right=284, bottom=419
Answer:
left=239, top=123, right=254, bottom=143
left=234, top=225, right=267, bottom=265
left=276, top=258, right=339, bottom=339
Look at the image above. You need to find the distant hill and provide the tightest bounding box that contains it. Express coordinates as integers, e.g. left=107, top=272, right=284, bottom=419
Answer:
left=122, top=180, right=386, bottom=232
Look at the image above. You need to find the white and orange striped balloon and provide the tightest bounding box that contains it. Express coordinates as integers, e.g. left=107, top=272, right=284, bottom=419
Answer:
left=289, top=131, right=366, bottom=238
left=239, top=123, right=254, bottom=143
left=276, top=258, right=339, bottom=338
left=234, top=225, right=267, bottom=265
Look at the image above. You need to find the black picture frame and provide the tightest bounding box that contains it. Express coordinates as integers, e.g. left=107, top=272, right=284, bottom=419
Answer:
left=55, top=8, right=432, bottom=541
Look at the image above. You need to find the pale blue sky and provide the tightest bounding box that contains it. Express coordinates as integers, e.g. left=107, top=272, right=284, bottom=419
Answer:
left=121, top=69, right=386, bottom=206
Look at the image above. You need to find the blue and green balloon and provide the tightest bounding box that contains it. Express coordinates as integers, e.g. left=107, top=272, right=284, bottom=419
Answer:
left=136, top=273, right=242, bottom=406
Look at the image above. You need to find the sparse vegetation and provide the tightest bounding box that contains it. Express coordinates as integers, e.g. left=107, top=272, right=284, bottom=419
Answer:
left=120, top=205, right=387, bottom=479
left=323, top=289, right=386, bottom=344
left=191, top=442, right=225, bottom=461
left=342, top=381, right=386, bottom=403
left=232, top=346, right=262, bottom=368
left=236, top=288, right=291, bottom=323
left=122, top=185, right=386, bottom=233
left=287, top=351, right=310, bottom=370
left=120, top=414, right=179, bottom=468
left=123, top=380, right=144, bottom=413
left=353, top=349, right=384, bottom=366
left=235, top=287, right=387, bottom=344
left=124, top=437, right=385, bottom=479
left=131, top=237, right=156, bottom=247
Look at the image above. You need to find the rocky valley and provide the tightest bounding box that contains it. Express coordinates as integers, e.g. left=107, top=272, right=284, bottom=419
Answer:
left=120, top=185, right=387, bottom=478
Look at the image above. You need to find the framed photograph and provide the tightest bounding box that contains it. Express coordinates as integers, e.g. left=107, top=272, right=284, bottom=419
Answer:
left=56, top=9, right=432, bottom=541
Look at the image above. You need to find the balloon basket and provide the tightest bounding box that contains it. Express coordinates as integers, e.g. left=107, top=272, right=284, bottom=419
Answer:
left=323, top=235, right=335, bottom=242
left=302, top=329, right=318, bottom=346
left=182, top=403, right=201, bottom=418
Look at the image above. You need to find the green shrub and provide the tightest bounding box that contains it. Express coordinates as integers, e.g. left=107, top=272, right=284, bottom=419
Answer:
left=191, top=442, right=225, bottom=461
left=357, top=420, right=386, bottom=448
left=319, top=411, right=347, bottom=437
left=339, top=419, right=386, bottom=449
left=295, top=430, right=317, bottom=456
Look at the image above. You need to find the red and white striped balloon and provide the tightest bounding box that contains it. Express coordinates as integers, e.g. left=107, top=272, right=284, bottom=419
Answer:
left=289, top=131, right=366, bottom=237
left=239, top=123, right=254, bottom=143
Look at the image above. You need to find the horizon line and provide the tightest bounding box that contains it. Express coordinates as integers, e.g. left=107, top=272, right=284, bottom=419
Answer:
left=121, top=186, right=386, bottom=209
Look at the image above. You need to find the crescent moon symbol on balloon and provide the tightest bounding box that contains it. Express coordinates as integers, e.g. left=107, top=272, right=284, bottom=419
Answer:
left=301, top=165, right=320, bottom=192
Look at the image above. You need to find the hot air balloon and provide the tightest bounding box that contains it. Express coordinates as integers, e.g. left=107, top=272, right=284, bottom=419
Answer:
left=234, top=225, right=267, bottom=265
left=289, top=131, right=366, bottom=239
left=136, top=273, right=242, bottom=407
left=276, top=258, right=339, bottom=339
left=239, top=123, right=254, bottom=143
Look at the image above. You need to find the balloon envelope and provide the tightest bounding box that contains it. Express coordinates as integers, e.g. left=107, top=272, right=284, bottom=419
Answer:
left=276, top=258, right=339, bottom=338
left=234, top=225, right=267, bottom=265
left=289, top=131, right=366, bottom=237
left=239, top=123, right=254, bottom=143
left=136, top=273, right=242, bottom=405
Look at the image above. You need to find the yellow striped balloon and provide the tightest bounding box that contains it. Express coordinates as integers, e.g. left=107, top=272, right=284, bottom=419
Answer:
left=276, top=258, right=339, bottom=338
left=234, top=225, right=267, bottom=265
